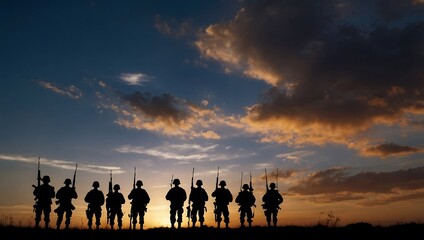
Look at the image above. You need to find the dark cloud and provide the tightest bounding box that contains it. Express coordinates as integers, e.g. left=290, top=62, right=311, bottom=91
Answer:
left=196, top=0, right=424, bottom=152
left=123, top=92, right=188, bottom=125
left=260, top=168, right=297, bottom=181
left=363, top=142, right=422, bottom=158
left=289, top=166, right=424, bottom=195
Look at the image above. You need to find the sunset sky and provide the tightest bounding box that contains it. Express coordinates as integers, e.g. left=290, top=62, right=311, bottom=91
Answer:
left=1, top=0, right=424, bottom=229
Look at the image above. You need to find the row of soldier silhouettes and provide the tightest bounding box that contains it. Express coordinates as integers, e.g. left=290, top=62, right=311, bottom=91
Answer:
left=33, top=175, right=283, bottom=230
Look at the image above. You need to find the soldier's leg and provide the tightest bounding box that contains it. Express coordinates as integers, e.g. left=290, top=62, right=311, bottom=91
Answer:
left=177, top=206, right=183, bottom=228
left=170, top=207, right=176, bottom=228
left=191, top=208, right=197, bottom=227
left=86, top=209, right=93, bottom=229
left=132, top=210, right=138, bottom=229
left=44, top=207, right=51, bottom=229
left=139, top=209, right=146, bottom=230
left=110, top=212, right=116, bottom=230
left=95, top=210, right=102, bottom=229
left=240, top=210, right=246, bottom=227
left=223, top=206, right=230, bottom=228
left=65, top=209, right=72, bottom=229
left=265, top=210, right=271, bottom=227
left=247, top=208, right=253, bottom=227
left=199, top=207, right=205, bottom=227
left=117, top=210, right=123, bottom=230
left=35, top=207, right=42, bottom=228
left=56, top=208, right=64, bottom=229
left=273, top=210, right=278, bottom=227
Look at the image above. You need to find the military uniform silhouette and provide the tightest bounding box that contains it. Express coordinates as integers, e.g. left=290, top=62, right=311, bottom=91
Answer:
left=107, top=184, right=126, bottom=230
left=235, top=184, right=256, bottom=227
left=55, top=178, right=78, bottom=229
left=262, top=183, right=283, bottom=227
left=33, top=175, right=55, bottom=229
left=84, top=181, right=105, bottom=230
left=165, top=178, right=187, bottom=229
left=211, top=180, right=233, bottom=228
left=189, top=179, right=208, bottom=227
left=128, top=180, right=150, bottom=230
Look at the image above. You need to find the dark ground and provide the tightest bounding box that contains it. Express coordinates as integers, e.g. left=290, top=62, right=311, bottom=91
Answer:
left=1, top=223, right=423, bottom=240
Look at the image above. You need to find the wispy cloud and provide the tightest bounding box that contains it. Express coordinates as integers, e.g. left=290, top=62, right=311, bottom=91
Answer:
left=276, top=150, right=314, bottom=164
left=0, top=154, right=124, bottom=174
left=38, top=80, right=83, bottom=99
left=119, top=73, right=152, bottom=86
left=154, top=15, right=192, bottom=38
left=115, top=143, right=255, bottom=162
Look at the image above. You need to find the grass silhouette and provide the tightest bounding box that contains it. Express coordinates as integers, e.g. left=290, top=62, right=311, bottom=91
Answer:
left=1, top=222, right=423, bottom=240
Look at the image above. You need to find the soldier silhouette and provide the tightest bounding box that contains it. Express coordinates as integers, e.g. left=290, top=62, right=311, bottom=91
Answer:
left=107, top=184, right=126, bottom=230
left=262, top=182, right=283, bottom=227
left=235, top=184, right=256, bottom=227
left=33, top=175, right=55, bottom=229
left=55, top=178, right=78, bottom=229
left=211, top=180, right=233, bottom=228
left=128, top=180, right=150, bottom=230
left=189, top=179, right=208, bottom=228
left=84, top=181, right=105, bottom=230
left=165, top=178, right=187, bottom=229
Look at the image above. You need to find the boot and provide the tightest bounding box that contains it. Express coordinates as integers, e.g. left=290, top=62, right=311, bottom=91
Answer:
left=225, top=223, right=229, bottom=228
left=140, top=224, right=143, bottom=230
left=200, top=222, right=203, bottom=227
left=44, top=223, right=49, bottom=229
left=133, top=224, right=136, bottom=230
left=177, top=222, right=181, bottom=229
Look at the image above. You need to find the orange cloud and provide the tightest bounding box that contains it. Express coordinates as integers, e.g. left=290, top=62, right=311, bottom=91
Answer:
left=195, top=0, right=424, bottom=156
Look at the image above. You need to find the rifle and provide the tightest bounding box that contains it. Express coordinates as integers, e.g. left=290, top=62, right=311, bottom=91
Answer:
left=129, top=167, right=136, bottom=229
left=214, top=166, right=219, bottom=222
left=240, top=172, right=243, bottom=192
left=250, top=172, right=255, bottom=217
left=106, top=170, right=112, bottom=225
left=249, top=172, right=254, bottom=192
left=170, top=174, right=173, bottom=189
left=276, top=168, right=279, bottom=190
left=32, top=157, right=41, bottom=211
left=265, top=168, right=269, bottom=192
left=187, top=168, right=194, bottom=227
left=72, top=164, right=78, bottom=189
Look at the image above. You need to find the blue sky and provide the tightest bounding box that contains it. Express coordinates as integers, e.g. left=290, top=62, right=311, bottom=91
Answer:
left=1, top=0, right=424, bottom=229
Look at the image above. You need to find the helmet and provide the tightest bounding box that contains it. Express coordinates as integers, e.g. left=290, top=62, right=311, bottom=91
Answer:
left=219, top=180, right=226, bottom=186
left=196, top=180, right=203, bottom=186
left=64, top=178, right=72, bottom=185
left=113, top=184, right=120, bottom=190
left=270, top=183, right=276, bottom=189
left=42, top=175, right=50, bottom=183
left=136, top=180, right=143, bottom=186
left=242, top=184, right=249, bottom=190
left=173, top=179, right=180, bottom=185
left=92, top=181, right=100, bottom=188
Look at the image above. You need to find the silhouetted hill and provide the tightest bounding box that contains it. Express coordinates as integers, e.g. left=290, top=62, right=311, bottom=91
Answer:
left=1, top=223, right=423, bottom=240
